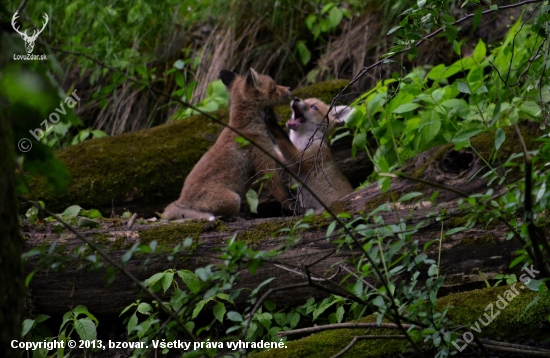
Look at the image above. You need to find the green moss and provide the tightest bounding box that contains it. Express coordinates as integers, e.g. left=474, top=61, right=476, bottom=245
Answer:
left=445, top=215, right=469, bottom=228
left=236, top=219, right=292, bottom=247
left=253, top=285, right=550, bottom=358
left=410, top=145, right=451, bottom=179
left=91, top=232, right=111, bottom=246
left=459, top=235, right=497, bottom=246
left=27, top=109, right=228, bottom=212
left=306, top=215, right=333, bottom=231
left=52, top=224, right=64, bottom=234
left=363, top=192, right=393, bottom=212
left=89, top=232, right=133, bottom=251
left=439, top=285, right=549, bottom=340
left=329, top=201, right=349, bottom=215
left=140, top=221, right=206, bottom=246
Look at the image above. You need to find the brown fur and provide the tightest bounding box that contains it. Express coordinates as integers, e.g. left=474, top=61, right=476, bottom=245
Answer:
left=163, top=69, right=293, bottom=220
left=265, top=98, right=353, bottom=211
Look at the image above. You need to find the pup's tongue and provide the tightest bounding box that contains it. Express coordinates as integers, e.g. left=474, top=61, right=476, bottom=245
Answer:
left=287, top=103, right=305, bottom=130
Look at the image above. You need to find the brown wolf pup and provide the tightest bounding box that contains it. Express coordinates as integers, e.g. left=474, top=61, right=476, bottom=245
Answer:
left=265, top=97, right=353, bottom=211
left=163, top=69, right=293, bottom=220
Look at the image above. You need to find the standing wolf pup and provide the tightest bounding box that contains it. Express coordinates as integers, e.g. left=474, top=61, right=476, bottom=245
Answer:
left=163, top=69, right=292, bottom=220
left=265, top=97, right=353, bottom=211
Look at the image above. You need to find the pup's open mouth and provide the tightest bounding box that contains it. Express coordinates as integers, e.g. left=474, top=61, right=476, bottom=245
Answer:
left=287, top=103, right=305, bottom=130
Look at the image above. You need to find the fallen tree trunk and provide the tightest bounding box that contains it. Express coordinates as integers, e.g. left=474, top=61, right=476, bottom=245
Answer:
left=23, top=122, right=543, bottom=317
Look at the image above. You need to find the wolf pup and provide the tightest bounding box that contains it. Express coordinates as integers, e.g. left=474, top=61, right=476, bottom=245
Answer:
left=163, top=69, right=292, bottom=220
left=265, top=97, right=353, bottom=211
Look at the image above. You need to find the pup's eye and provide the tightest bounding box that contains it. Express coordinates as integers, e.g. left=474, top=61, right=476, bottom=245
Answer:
left=311, top=105, right=318, bottom=111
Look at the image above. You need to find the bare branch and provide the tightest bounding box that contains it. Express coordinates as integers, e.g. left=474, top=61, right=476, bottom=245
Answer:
left=278, top=322, right=411, bottom=337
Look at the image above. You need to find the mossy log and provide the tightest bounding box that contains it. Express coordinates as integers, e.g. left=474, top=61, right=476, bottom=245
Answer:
left=23, top=124, right=548, bottom=324
left=24, top=213, right=519, bottom=318
left=22, top=122, right=543, bottom=318
left=253, top=285, right=550, bottom=358
left=26, top=80, right=371, bottom=217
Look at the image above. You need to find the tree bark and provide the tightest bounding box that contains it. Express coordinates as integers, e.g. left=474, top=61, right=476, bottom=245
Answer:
left=23, top=122, right=541, bottom=319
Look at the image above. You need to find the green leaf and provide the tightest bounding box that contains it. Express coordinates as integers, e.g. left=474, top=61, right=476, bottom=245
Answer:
left=393, top=103, right=420, bottom=114
left=452, top=128, right=483, bottom=143
left=264, top=300, right=276, bottom=311
left=495, top=128, right=506, bottom=152
left=77, top=217, right=99, bottom=228
left=305, top=13, right=316, bottom=30
left=137, top=302, right=152, bottom=315
left=288, top=311, right=300, bottom=328
left=387, top=26, right=402, bottom=35
left=173, top=60, right=185, bottom=70
left=192, top=298, right=213, bottom=319
left=161, top=271, right=174, bottom=293
left=457, top=81, right=471, bottom=94
left=62, top=205, right=82, bottom=218
left=177, top=270, right=201, bottom=294
left=320, top=2, right=334, bottom=14
left=445, top=227, right=467, bottom=235
left=22, top=319, right=35, bottom=337
left=441, top=99, right=467, bottom=109
left=144, top=272, right=164, bottom=287
left=352, top=132, right=367, bottom=150
left=35, top=313, right=50, bottom=324
left=491, top=101, right=501, bottom=126
left=336, top=306, right=345, bottom=323
left=473, top=7, right=482, bottom=30
left=75, top=318, right=97, bottom=341
left=472, top=40, right=486, bottom=63
left=428, top=264, right=439, bottom=276
left=520, top=101, right=541, bottom=118
left=81, top=209, right=101, bottom=219
left=174, top=71, right=185, bottom=88
left=328, top=7, right=343, bottom=28
left=326, top=221, right=336, bottom=239
left=427, top=64, right=445, bottom=80
left=256, top=312, right=273, bottom=329
left=26, top=207, right=39, bottom=223
left=227, top=311, right=243, bottom=322
left=246, top=189, right=259, bottom=214
left=213, top=301, right=226, bottom=323
left=235, top=136, right=250, bottom=147
left=398, top=192, right=423, bottom=202
left=421, top=111, right=441, bottom=144
left=127, top=313, right=138, bottom=335
left=296, top=41, right=311, bottom=66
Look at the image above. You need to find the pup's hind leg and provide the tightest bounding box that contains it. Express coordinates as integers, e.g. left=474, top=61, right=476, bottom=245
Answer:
left=203, top=189, right=241, bottom=218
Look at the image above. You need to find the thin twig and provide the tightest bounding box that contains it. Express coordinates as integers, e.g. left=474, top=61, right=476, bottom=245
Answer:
left=278, top=322, right=410, bottom=337
left=465, top=339, right=550, bottom=356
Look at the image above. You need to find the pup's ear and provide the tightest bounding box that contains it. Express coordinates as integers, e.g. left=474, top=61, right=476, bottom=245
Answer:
left=246, top=68, right=260, bottom=91
left=220, top=70, right=236, bottom=88
left=332, top=106, right=353, bottom=123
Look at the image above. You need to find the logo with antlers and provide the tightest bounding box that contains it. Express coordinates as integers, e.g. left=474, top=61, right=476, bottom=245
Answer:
left=11, top=11, right=49, bottom=54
